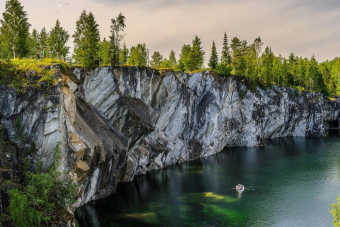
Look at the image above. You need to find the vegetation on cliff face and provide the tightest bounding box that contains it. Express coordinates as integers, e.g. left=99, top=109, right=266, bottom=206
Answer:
left=0, top=58, right=71, bottom=90
left=8, top=143, right=77, bottom=227
left=0, top=118, right=77, bottom=226
left=331, top=197, right=340, bottom=227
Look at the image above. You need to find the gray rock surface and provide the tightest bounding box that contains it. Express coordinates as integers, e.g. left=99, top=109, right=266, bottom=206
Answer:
left=0, top=65, right=339, bottom=207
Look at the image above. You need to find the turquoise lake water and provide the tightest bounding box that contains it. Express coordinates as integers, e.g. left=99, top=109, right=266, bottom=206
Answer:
left=76, top=131, right=340, bottom=227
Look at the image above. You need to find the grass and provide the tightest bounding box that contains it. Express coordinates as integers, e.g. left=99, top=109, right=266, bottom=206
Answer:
left=0, top=58, right=76, bottom=89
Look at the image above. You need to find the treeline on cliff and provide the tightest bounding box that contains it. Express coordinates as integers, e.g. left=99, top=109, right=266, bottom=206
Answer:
left=1, top=0, right=340, bottom=97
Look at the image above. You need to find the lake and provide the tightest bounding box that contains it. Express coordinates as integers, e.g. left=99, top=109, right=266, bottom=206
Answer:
left=76, top=131, right=340, bottom=227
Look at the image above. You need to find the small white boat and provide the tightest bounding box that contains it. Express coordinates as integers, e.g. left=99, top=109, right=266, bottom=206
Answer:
left=236, top=184, right=245, bottom=193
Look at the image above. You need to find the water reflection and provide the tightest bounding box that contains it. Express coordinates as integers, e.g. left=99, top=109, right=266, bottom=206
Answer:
left=76, top=134, right=340, bottom=227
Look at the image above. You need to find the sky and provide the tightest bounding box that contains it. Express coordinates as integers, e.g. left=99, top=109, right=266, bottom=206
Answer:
left=1, top=0, right=340, bottom=63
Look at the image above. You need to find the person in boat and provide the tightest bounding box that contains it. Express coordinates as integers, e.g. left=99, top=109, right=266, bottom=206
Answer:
left=236, top=184, right=244, bottom=191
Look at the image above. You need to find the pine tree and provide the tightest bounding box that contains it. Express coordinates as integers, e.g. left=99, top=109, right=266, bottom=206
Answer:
left=169, top=50, right=177, bottom=68
left=119, top=42, right=129, bottom=65
left=0, top=0, right=31, bottom=59
left=109, top=13, right=126, bottom=66
left=191, top=36, right=205, bottom=70
left=47, top=20, right=69, bottom=60
left=221, top=32, right=231, bottom=65
left=260, top=46, right=274, bottom=85
left=99, top=38, right=111, bottom=66
left=178, top=44, right=194, bottom=72
left=208, top=40, right=218, bottom=69
left=39, top=27, right=48, bottom=53
left=150, top=51, right=163, bottom=68
left=230, top=37, right=242, bottom=75
left=73, top=10, right=100, bottom=68
left=127, top=43, right=147, bottom=66
left=28, top=29, right=39, bottom=58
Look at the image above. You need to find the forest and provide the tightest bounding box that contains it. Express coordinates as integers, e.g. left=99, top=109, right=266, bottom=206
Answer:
left=1, top=0, right=340, bottom=96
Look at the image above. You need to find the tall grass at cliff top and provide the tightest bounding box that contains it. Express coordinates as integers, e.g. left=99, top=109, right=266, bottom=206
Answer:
left=11, top=58, right=68, bottom=72
left=0, top=58, right=68, bottom=88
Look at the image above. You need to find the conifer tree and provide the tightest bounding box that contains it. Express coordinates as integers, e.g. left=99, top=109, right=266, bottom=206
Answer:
left=178, top=44, right=194, bottom=72
left=127, top=43, right=147, bottom=66
left=150, top=51, right=163, bottom=68
left=208, top=41, right=218, bottom=69
left=73, top=10, right=100, bottom=68
left=99, top=38, right=111, bottom=66
left=28, top=29, right=39, bottom=58
left=47, top=20, right=69, bottom=60
left=39, top=27, right=48, bottom=53
left=169, top=50, right=177, bottom=68
left=119, top=42, right=129, bottom=65
left=192, top=36, right=205, bottom=70
left=221, top=32, right=231, bottom=65
left=0, top=0, right=31, bottom=58
left=109, top=13, right=126, bottom=66
left=231, top=37, right=242, bottom=75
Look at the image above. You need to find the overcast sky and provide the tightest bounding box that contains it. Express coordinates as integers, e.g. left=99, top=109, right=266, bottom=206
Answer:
left=1, top=0, right=339, bottom=63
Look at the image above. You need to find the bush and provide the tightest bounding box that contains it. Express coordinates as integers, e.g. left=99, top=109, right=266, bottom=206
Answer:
left=8, top=143, right=77, bottom=227
left=331, top=196, right=340, bottom=227
left=321, top=87, right=331, bottom=97
left=215, top=63, right=232, bottom=77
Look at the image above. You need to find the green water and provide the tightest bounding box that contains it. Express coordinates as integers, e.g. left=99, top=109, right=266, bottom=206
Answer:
left=76, top=132, right=340, bottom=226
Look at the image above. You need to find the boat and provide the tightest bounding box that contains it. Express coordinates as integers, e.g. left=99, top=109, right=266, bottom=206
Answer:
left=236, top=184, right=244, bottom=193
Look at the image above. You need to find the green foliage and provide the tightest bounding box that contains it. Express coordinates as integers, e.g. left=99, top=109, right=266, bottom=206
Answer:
left=220, top=32, right=231, bottom=65
left=99, top=38, right=111, bottom=66
left=119, top=42, right=129, bottom=65
left=0, top=0, right=31, bottom=59
left=208, top=40, right=218, bottom=70
left=73, top=10, right=100, bottom=68
left=127, top=43, right=148, bottom=67
left=8, top=143, right=77, bottom=227
left=39, top=27, right=48, bottom=53
left=47, top=20, right=69, bottom=60
left=215, top=63, right=232, bottom=77
left=169, top=50, right=177, bottom=68
left=109, top=13, right=126, bottom=66
left=191, top=36, right=205, bottom=70
left=178, top=44, right=194, bottom=72
left=150, top=51, right=163, bottom=68
left=331, top=197, right=340, bottom=227
left=0, top=58, right=70, bottom=90
left=27, top=141, right=38, bottom=155
left=28, top=29, right=39, bottom=59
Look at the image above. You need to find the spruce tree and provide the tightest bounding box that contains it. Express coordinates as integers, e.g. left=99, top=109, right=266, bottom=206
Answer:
left=221, top=32, right=231, bottom=65
left=47, top=20, right=69, bottom=60
left=127, top=43, right=147, bottom=66
left=178, top=44, right=194, bottom=72
left=150, top=51, right=163, bottom=68
left=231, top=37, right=242, bottom=75
left=169, top=50, right=177, bottom=68
left=192, top=36, right=205, bottom=70
left=0, top=0, right=31, bottom=59
left=73, top=10, right=100, bottom=68
left=99, top=38, right=111, bottom=66
left=208, top=41, right=218, bottom=69
left=39, top=27, right=48, bottom=53
left=109, top=13, right=126, bottom=66
left=119, top=42, right=129, bottom=65
left=28, top=29, right=39, bottom=58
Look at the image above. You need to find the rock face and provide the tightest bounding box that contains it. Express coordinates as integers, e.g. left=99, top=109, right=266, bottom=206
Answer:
left=0, top=66, right=339, bottom=207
